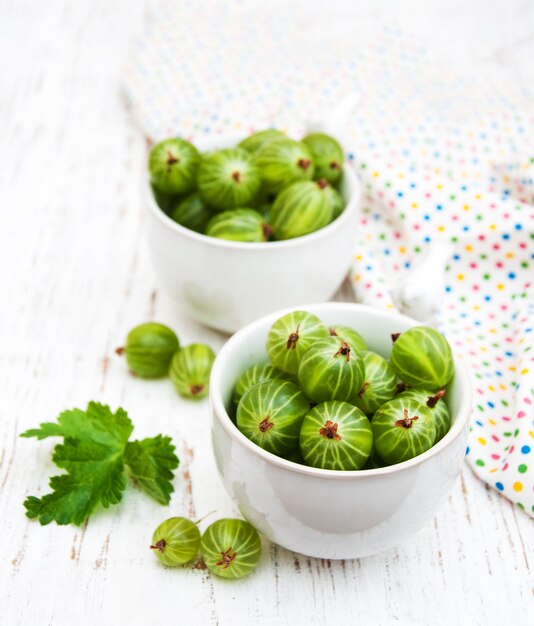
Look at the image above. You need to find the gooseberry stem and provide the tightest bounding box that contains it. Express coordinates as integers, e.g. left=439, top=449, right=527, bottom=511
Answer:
left=395, top=408, right=419, bottom=429
left=335, top=341, right=351, bottom=362
left=316, top=178, right=329, bottom=189
left=396, top=382, right=408, bottom=394
left=190, top=384, right=205, bottom=396
left=358, top=381, right=369, bottom=398
left=216, top=547, right=237, bottom=569
left=286, top=324, right=300, bottom=350
left=150, top=539, right=166, bottom=552
left=427, top=389, right=446, bottom=408
left=297, top=158, right=311, bottom=170
left=115, top=346, right=125, bottom=356
left=319, top=420, right=342, bottom=441
left=391, top=333, right=401, bottom=343
left=194, top=510, right=216, bottom=526
left=166, top=151, right=179, bottom=165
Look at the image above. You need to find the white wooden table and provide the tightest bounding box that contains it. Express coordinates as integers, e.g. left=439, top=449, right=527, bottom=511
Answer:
left=1, top=1, right=532, bottom=624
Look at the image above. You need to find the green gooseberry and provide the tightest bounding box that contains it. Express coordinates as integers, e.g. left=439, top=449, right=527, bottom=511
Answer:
left=371, top=397, right=437, bottom=465
left=149, top=138, right=200, bottom=195
left=362, top=448, right=386, bottom=469
left=299, top=401, right=372, bottom=470
left=238, top=129, right=286, bottom=153
left=355, top=351, right=397, bottom=415
left=151, top=184, right=181, bottom=215
left=169, top=343, right=215, bottom=399
left=322, top=182, right=345, bottom=220
left=205, top=208, right=272, bottom=242
left=283, top=446, right=306, bottom=465
left=390, top=326, right=454, bottom=389
left=328, top=325, right=366, bottom=352
left=116, top=322, right=179, bottom=378
left=266, top=310, right=330, bottom=375
left=150, top=517, right=201, bottom=566
left=236, top=380, right=309, bottom=455
left=233, top=362, right=290, bottom=405
left=399, top=388, right=451, bottom=443
left=302, top=132, right=344, bottom=185
left=269, top=180, right=334, bottom=240
left=170, top=193, right=213, bottom=233
left=297, top=337, right=365, bottom=404
left=200, top=518, right=261, bottom=579
left=197, top=147, right=261, bottom=211
left=253, top=138, right=314, bottom=194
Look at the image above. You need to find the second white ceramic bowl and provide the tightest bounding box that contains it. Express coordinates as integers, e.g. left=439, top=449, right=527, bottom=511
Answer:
left=209, top=303, right=472, bottom=559
left=145, top=133, right=361, bottom=333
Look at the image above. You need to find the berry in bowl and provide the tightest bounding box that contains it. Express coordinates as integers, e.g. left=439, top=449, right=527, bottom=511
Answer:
left=145, top=130, right=360, bottom=333
left=209, top=302, right=472, bottom=559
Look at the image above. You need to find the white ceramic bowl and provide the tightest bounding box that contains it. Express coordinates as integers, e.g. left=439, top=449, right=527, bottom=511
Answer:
left=209, top=303, right=472, bottom=559
left=145, top=133, right=361, bottom=333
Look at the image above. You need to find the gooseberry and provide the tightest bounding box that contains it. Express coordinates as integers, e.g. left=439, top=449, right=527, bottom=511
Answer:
left=152, top=184, right=180, bottom=215
left=355, top=351, right=397, bottom=415
left=299, top=401, right=372, bottom=470
left=297, top=337, right=365, bottom=404
left=116, top=322, right=179, bottom=378
left=149, top=138, right=200, bottom=195
left=254, top=138, right=314, bottom=193
left=171, top=193, right=213, bottom=233
left=205, top=208, right=272, bottom=242
left=329, top=325, right=366, bottom=352
left=238, top=129, right=286, bottom=153
left=197, top=147, right=261, bottom=210
left=302, top=132, right=344, bottom=185
left=150, top=517, right=201, bottom=566
left=371, top=397, right=436, bottom=465
left=390, top=326, right=454, bottom=389
left=399, top=388, right=451, bottom=443
left=269, top=179, right=334, bottom=240
left=322, top=182, right=344, bottom=220
left=236, top=380, right=309, bottom=455
left=233, top=362, right=290, bottom=405
left=266, top=310, right=329, bottom=375
left=200, top=518, right=261, bottom=579
left=169, top=343, right=215, bottom=399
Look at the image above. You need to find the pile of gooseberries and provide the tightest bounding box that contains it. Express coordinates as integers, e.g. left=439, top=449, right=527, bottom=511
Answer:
left=149, top=130, right=347, bottom=242
left=116, top=322, right=215, bottom=400
left=232, top=310, right=455, bottom=470
left=150, top=515, right=261, bottom=579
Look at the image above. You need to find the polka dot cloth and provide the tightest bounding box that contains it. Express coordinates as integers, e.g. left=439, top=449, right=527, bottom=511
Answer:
left=123, top=2, right=534, bottom=516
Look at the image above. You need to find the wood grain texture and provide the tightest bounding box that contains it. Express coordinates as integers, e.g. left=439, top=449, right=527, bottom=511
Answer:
left=0, top=1, right=532, bottom=625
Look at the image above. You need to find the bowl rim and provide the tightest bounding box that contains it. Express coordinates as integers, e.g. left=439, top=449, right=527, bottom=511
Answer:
left=146, top=133, right=361, bottom=252
left=210, top=302, right=473, bottom=480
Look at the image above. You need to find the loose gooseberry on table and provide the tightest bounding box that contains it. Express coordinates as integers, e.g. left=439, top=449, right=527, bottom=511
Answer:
left=116, top=322, right=179, bottom=379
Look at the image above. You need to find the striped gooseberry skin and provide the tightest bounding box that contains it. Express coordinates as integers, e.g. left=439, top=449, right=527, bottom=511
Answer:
left=236, top=380, right=309, bottom=455
left=118, top=322, right=179, bottom=378
left=169, top=343, right=216, bottom=399
left=323, top=183, right=345, bottom=220
left=399, top=388, right=451, bottom=443
left=200, top=518, right=261, bottom=579
left=297, top=337, right=365, bottom=404
left=299, top=401, right=372, bottom=470
left=238, top=129, right=286, bottom=154
left=149, top=138, right=201, bottom=195
left=205, top=208, right=270, bottom=242
left=269, top=180, right=334, bottom=240
left=266, top=310, right=330, bottom=375
left=355, top=351, right=397, bottom=415
left=371, top=397, right=437, bottom=465
left=390, top=326, right=454, bottom=390
left=232, top=362, right=291, bottom=405
left=171, top=192, right=213, bottom=233
left=302, top=132, right=344, bottom=185
left=253, top=137, right=314, bottom=193
left=197, top=147, right=261, bottom=211
left=150, top=517, right=201, bottom=567
left=329, top=324, right=367, bottom=352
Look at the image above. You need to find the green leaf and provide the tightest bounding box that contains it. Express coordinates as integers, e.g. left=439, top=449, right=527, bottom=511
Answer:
left=23, top=403, right=133, bottom=525
left=125, top=436, right=179, bottom=505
